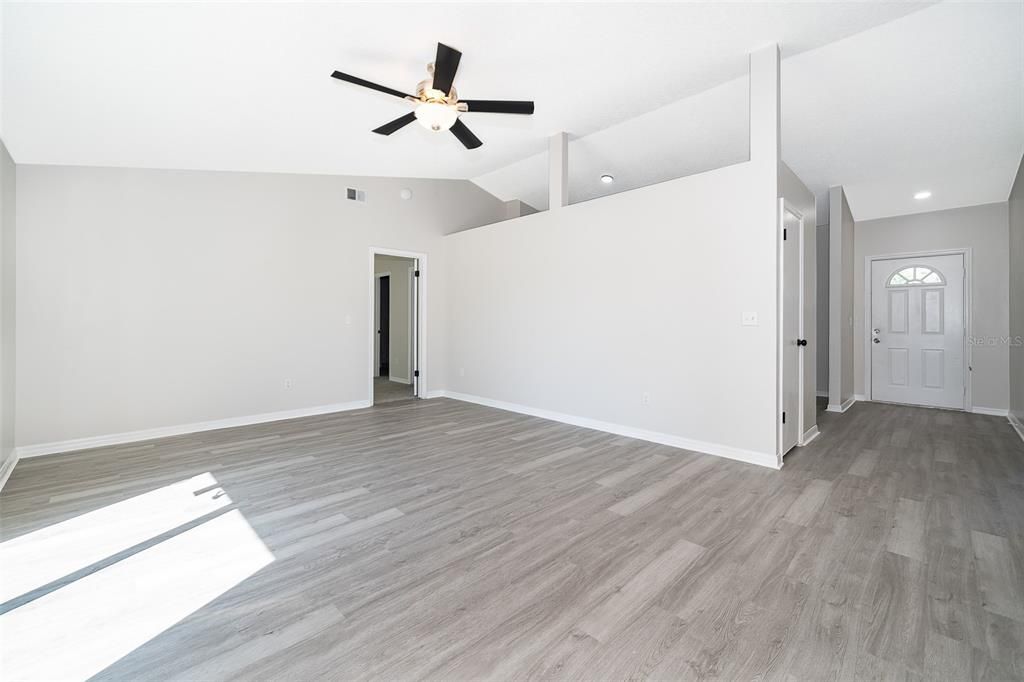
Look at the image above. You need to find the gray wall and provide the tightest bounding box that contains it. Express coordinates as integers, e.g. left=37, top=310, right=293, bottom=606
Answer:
left=854, top=202, right=1010, bottom=411
left=828, top=186, right=856, bottom=408
left=816, top=224, right=829, bottom=394
left=1009, top=155, right=1024, bottom=425
left=0, top=140, right=14, bottom=486
left=16, top=165, right=505, bottom=449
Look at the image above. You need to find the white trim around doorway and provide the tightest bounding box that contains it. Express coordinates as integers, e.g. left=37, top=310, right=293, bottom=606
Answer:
left=369, top=247, right=428, bottom=402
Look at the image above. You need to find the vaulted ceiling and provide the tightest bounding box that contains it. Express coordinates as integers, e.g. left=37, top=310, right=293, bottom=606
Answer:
left=3, top=2, right=1020, bottom=222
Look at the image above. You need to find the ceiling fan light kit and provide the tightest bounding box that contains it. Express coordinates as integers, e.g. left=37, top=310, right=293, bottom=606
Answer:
left=414, top=101, right=459, bottom=132
left=331, top=42, right=535, bottom=149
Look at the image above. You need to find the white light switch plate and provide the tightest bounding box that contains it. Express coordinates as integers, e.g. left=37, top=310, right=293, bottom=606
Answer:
left=742, top=312, right=759, bottom=326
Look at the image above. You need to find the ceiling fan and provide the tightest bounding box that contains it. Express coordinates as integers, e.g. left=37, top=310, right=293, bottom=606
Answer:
left=331, top=42, right=534, bottom=149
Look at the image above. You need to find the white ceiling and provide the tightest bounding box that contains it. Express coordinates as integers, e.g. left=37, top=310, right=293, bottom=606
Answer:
left=3, top=2, right=1020, bottom=222
left=473, top=1, right=1024, bottom=223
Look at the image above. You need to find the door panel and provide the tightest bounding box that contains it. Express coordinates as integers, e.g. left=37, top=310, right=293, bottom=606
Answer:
left=870, top=254, right=964, bottom=409
left=889, top=290, right=908, bottom=333
left=889, top=348, right=909, bottom=386
left=780, top=210, right=801, bottom=454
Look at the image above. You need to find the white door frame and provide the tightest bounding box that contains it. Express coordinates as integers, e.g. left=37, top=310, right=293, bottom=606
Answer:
left=778, top=198, right=808, bottom=459
left=862, top=247, right=971, bottom=410
left=369, top=247, right=427, bottom=400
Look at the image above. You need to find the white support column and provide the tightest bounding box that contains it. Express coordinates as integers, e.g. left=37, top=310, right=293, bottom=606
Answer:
left=548, top=132, right=568, bottom=210
left=748, top=44, right=780, bottom=169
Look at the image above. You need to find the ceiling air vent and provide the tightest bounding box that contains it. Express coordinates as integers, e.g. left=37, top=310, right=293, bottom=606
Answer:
left=346, top=187, right=367, bottom=202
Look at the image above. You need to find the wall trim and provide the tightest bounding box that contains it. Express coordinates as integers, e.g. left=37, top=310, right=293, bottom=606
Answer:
left=799, top=425, right=820, bottom=446
left=826, top=396, right=857, bottom=413
left=429, top=390, right=781, bottom=469
left=0, top=452, right=19, bottom=492
left=14, top=399, right=373, bottom=459
left=1009, top=413, right=1024, bottom=443
left=970, top=406, right=1009, bottom=417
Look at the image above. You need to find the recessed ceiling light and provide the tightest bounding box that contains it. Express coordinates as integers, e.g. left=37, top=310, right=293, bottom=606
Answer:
left=914, top=190, right=932, bottom=200
left=600, top=174, right=614, bottom=184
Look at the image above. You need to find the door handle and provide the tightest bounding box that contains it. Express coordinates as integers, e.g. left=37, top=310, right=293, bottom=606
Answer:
left=873, top=338, right=881, bottom=344
left=796, top=339, right=808, bottom=347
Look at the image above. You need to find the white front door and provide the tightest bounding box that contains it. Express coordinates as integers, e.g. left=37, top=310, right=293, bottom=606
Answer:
left=870, top=254, right=965, bottom=409
left=780, top=209, right=801, bottom=455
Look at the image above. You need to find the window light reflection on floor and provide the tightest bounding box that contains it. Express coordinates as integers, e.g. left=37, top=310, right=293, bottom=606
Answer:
left=0, top=474, right=274, bottom=681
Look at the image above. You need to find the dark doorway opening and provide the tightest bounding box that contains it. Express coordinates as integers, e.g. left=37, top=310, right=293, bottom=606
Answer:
left=378, top=275, right=390, bottom=377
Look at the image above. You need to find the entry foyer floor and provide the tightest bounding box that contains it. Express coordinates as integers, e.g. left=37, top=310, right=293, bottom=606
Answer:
left=1, top=398, right=1022, bottom=680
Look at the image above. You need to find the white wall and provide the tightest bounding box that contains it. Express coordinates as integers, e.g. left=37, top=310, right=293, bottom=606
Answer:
left=0, top=140, right=15, bottom=486
left=780, top=162, right=817, bottom=436
left=15, top=166, right=504, bottom=450
left=374, top=254, right=414, bottom=383
left=444, top=46, right=781, bottom=467
left=1010, top=155, right=1024, bottom=427
left=828, top=186, right=856, bottom=409
left=855, top=202, right=1011, bottom=412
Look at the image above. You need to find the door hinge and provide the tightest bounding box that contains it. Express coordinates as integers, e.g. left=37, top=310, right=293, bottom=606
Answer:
left=414, top=370, right=420, bottom=377
left=783, top=228, right=787, bottom=241
left=797, top=339, right=808, bottom=347
left=782, top=411, right=786, bottom=424
left=414, top=270, right=420, bottom=277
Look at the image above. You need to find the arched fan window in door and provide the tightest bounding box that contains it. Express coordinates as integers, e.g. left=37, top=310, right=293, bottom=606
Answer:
left=886, top=265, right=945, bottom=287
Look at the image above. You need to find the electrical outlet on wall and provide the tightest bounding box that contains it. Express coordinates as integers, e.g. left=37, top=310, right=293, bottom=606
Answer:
left=641, top=392, right=651, bottom=406
left=285, top=379, right=293, bottom=389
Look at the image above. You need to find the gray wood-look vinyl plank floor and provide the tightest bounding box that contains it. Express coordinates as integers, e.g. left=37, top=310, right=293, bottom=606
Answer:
left=1, top=398, right=1023, bottom=680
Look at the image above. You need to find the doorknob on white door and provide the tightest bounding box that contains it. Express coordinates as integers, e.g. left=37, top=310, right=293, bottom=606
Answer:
left=873, top=338, right=881, bottom=344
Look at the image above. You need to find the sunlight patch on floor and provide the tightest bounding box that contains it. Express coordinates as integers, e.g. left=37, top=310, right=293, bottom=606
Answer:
left=0, top=492, right=273, bottom=681
left=0, top=472, right=230, bottom=604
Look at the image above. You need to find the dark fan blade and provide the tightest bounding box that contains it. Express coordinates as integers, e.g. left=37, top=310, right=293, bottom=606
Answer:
left=431, top=43, right=462, bottom=96
left=450, top=118, right=482, bottom=149
left=331, top=71, right=412, bottom=99
left=462, top=100, right=534, bottom=115
left=373, top=112, right=417, bottom=136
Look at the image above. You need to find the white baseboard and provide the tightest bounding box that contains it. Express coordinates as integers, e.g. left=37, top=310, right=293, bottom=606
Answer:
left=388, top=375, right=411, bottom=385
left=15, top=399, right=373, bottom=459
left=970, top=406, right=1009, bottom=417
left=431, top=390, right=780, bottom=469
left=799, top=425, right=820, bottom=446
left=0, top=451, right=19, bottom=493
left=826, top=396, right=857, bottom=413
left=1009, top=412, right=1024, bottom=443
left=854, top=394, right=867, bottom=402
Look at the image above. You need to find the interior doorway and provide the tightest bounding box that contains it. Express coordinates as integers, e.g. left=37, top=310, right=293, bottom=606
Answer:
left=371, top=250, right=423, bottom=405
left=779, top=207, right=803, bottom=457
left=868, top=252, right=966, bottom=409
